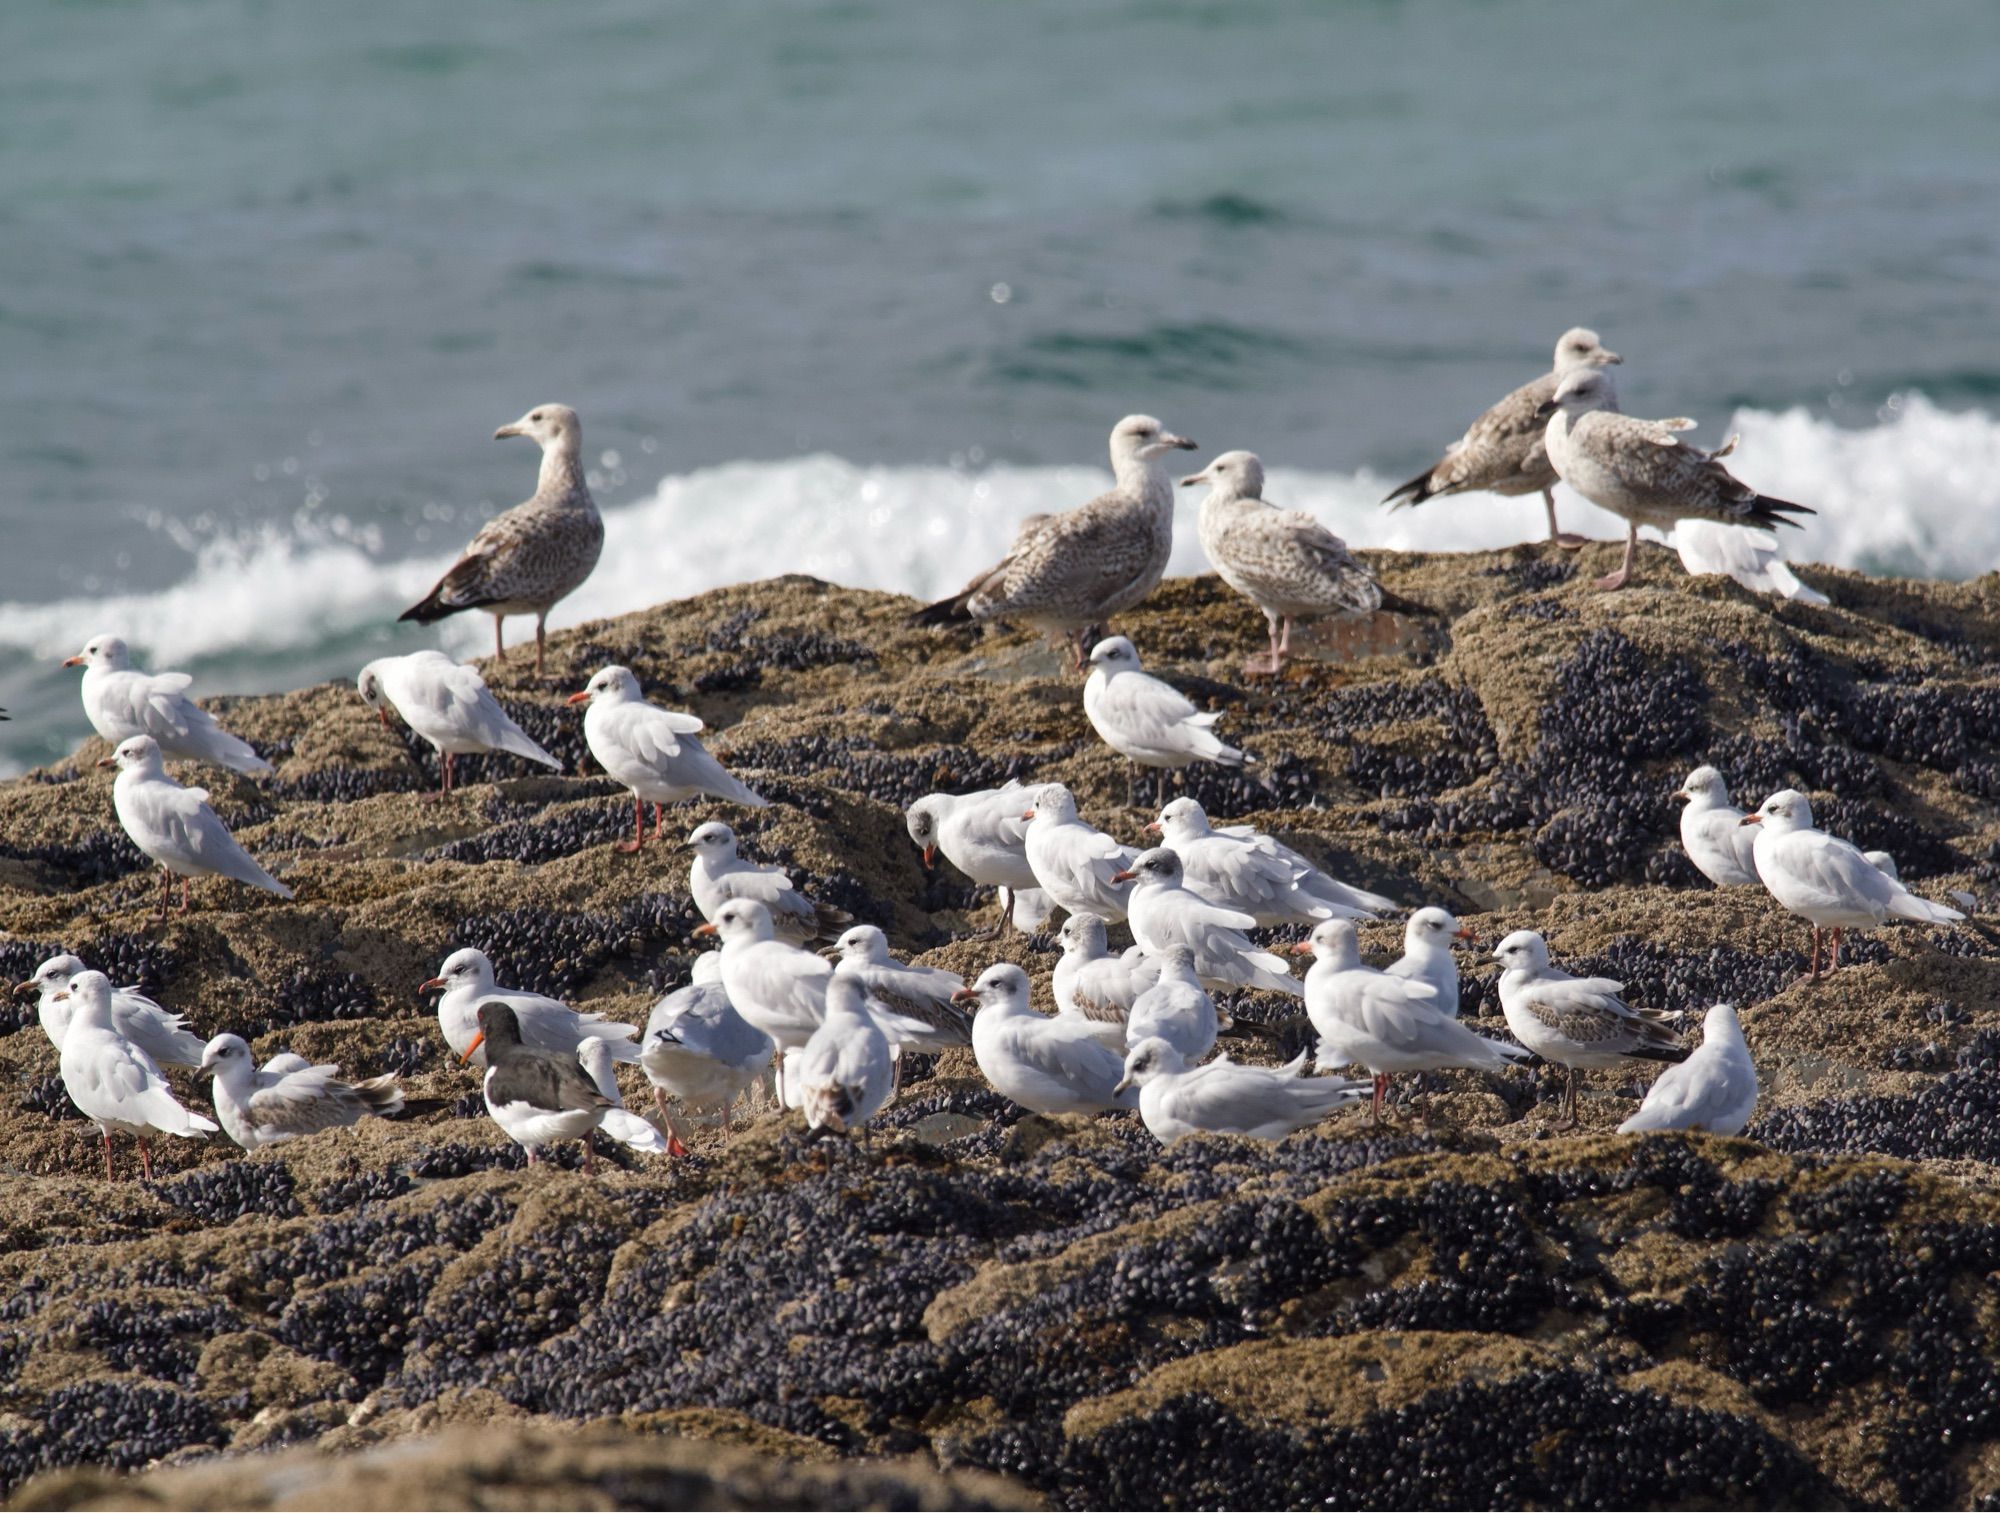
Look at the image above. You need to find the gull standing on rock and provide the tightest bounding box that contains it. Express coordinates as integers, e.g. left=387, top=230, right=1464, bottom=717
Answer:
left=1744, top=789, right=1965, bottom=982
left=906, top=783, right=1049, bottom=937
left=1618, top=1004, right=1759, bottom=1136
left=1153, top=797, right=1394, bottom=926
left=1539, top=368, right=1814, bottom=591
left=1123, top=946, right=1220, bottom=1061
left=1116, top=848, right=1302, bottom=998
left=105, top=736, right=293, bottom=918
left=421, top=947, right=640, bottom=1067
left=575, top=1038, right=672, bottom=1156
left=56, top=971, right=217, bottom=1178
left=1052, top=913, right=1159, bottom=1053
left=1190, top=451, right=1420, bottom=676
left=685, top=821, right=848, bottom=946
left=65, top=635, right=271, bottom=775
left=1670, top=520, right=1827, bottom=604
left=1386, top=907, right=1475, bottom=1018
left=910, top=414, right=1198, bottom=669
left=641, top=953, right=773, bottom=1153
left=960, top=963, right=1138, bottom=1116
left=1673, top=766, right=1762, bottom=888
left=795, top=974, right=895, bottom=1138
left=829, top=926, right=971, bottom=1053
left=1297, top=919, right=1522, bottom=1121
left=1494, top=930, right=1684, bottom=1129
left=463, top=1001, right=612, bottom=1171
left=699, top=899, right=835, bottom=1101
left=399, top=404, right=604, bottom=673
left=1115, top=1037, right=1368, bottom=1145
left=1083, top=636, right=1250, bottom=807
left=357, top=649, right=561, bottom=797
left=1023, top=784, right=1140, bottom=923
left=570, top=666, right=767, bottom=852
left=200, top=1034, right=405, bottom=1152
left=15, top=954, right=203, bottom=1066
left=1384, top=327, right=1622, bottom=548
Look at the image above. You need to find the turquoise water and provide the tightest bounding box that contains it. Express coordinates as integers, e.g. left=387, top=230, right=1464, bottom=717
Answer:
left=3, top=1, right=1998, bottom=767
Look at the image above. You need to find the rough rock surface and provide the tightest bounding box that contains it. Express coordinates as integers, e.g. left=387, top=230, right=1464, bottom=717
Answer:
left=4, top=541, right=2000, bottom=1509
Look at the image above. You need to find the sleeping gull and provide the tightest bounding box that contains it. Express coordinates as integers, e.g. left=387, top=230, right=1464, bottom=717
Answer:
left=1022, top=783, right=1140, bottom=923
left=463, top=1001, right=612, bottom=1171
left=56, top=970, right=217, bottom=1178
left=1297, top=918, right=1521, bottom=1121
left=1673, top=766, right=1761, bottom=888
left=906, top=782, right=1048, bottom=937
left=1744, top=788, right=1964, bottom=981
left=795, top=973, right=895, bottom=1138
left=65, top=634, right=271, bottom=775
left=576, top=1038, right=673, bottom=1156
left=1153, top=797, right=1394, bottom=925
left=399, top=403, right=604, bottom=672
left=1494, top=930, right=1684, bottom=1129
left=961, top=963, right=1137, bottom=1116
left=1083, top=636, right=1249, bottom=807
left=1539, top=368, right=1814, bottom=591
left=357, top=649, right=561, bottom=797
left=200, top=1033, right=405, bottom=1152
left=15, top=953, right=204, bottom=1066
left=1670, top=520, right=1827, bottom=604
left=1190, top=450, right=1425, bottom=676
left=1618, top=1003, right=1759, bottom=1136
left=1116, top=847, right=1302, bottom=998
left=911, top=414, right=1197, bottom=669
left=685, top=821, right=848, bottom=946
left=640, top=952, right=773, bottom=1153
left=1383, top=327, right=1622, bottom=548
left=1123, top=945, right=1220, bottom=1061
left=420, top=947, right=640, bottom=1067
left=104, top=735, right=293, bottom=916
left=1114, top=1036, right=1368, bottom=1145
left=1052, top=912, right=1159, bottom=1053
left=569, top=665, right=767, bottom=852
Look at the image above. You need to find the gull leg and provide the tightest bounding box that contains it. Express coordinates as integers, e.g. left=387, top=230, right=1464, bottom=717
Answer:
left=1244, top=612, right=1284, bottom=677
left=1070, top=629, right=1091, bottom=674
left=1593, top=522, right=1639, bottom=591
left=179, top=878, right=192, bottom=914
left=439, top=751, right=454, bottom=800
left=651, top=802, right=667, bottom=841
left=1802, top=927, right=1822, bottom=985
left=1830, top=927, right=1843, bottom=971
left=1126, top=763, right=1138, bottom=810
left=1370, top=1072, right=1387, bottom=1124
left=157, top=867, right=172, bottom=922
left=535, top=613, right=548, bottom=676
left=102, top=1132, right=115, bottom=1180
left=492, top=615, right=506, bottom=663
left=616, top=795, right=645, bottom=854
left=1546, top=489, right=1589, bottom=551
left=138, top=1138, right=154, bottom=1181
left=525, top=1145, right=539, bottom=1168
left=582, top=1130, right=596, bottom=1175
left=976, top=888, right=1012, bottom=942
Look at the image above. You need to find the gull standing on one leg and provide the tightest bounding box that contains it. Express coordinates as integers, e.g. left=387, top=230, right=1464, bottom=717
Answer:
left=357, top=650, right=561, bottom=798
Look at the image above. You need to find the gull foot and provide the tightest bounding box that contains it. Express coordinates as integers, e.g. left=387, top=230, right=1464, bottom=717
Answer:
left=1553, top=532, right=1591, bottom=551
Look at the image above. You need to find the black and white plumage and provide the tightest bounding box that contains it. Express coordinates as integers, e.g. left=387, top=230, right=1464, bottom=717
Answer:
left=357, top=649, right=560, bottom=797
left=15, top=953, right=204, bottom=1067
left=1674, top=766, right=1761, bottom=889
left=399, top=403, right=604, bottom=673
left=1188, top=451, right=1395, bottom=676
left=961, top=964, right=1137, bottom=1117
left=1383, top=326, right=1622, bottom=549
left=570, top=666, right=767, bottom=853
left=200, top=1033, right=404, bottom=1152
left=641, top=952, right=773, bottom=1153
left=1153, top=797, right=1394, bottom=926
left=1618, top=1004, right=1759, bottom=1136
left=421, top=947, right=640, bottom=1068
left=1745, top=789, right=1964, bottom=981
left=794, top=974, right=895, bottom=1137
left=464, top=1001, right=613, bottom=1170
left=829, top=926, right=970, bottom=1052
left=910, top=414, right=1198, bottom=669
left=1116, top=847, right=1302, bottom=999
left=1052, top=912, right=1158, bottom=1054
left=1540, top=367, right=1814, bottom=591
left=55, top=971, right=217, bottom=1179
left=105, top=735, right=293, bottom=917
left=1123, top=945, right=1219, bottom=1062
left=1083, top=637, right=1248, bottom=805
left=1494, top=930, right=1684, bottom=1128
left=905, top=782, right=1050, bottom=937
left=1022, top=784, right=1139, bottom=923
left=686, top=821, right=847, bottom=946
left=1114, top=1036, right=1368, bottom=1145
left=65, top=634, right=271, bottom=774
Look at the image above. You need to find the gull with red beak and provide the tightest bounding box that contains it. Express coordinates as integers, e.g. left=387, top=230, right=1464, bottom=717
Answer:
left=1385, top=907, right=1477, bottom=1019
left=1021, top=783, right=1140, bottom=923
left=1116, top=847, right=1302, bottom=998
left=569, top=665, right=766, bottom=854
left=56, top=970, right=217, bottom=1179
left=65, top=634, right=271, bottom=774
left=1673, top=766, right=1761, bottom=889
left=399, top=403, right=604, bottom=673
left=16, top=952, right=203, bottom=1065
left=685, top=821, right=847, bottom=946
left=357, top=649, right=560, bottom=798
left=904, top=783, right=1048, bottom=938
left=961, top=963, right=1137, bottom=1116
left=104, top=735, right=293, bottom=918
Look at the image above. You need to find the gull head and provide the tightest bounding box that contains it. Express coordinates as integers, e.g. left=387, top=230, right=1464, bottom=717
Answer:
left=1492, top=929, right=1550, bottom=972
left=568, top=665, right=643, bottom=707
left=1086, top=635, right=1142, bottom=675
left=1179, top=448, right=1265, bottom=498
left=905, top=796, right=945, bottom=861
left=955, top=961, right=1029, bottom=1013
left=1745, top=789, right=1813, bottom=834
left=1553, top=327, right=1621, bottom=371
left=1112, top=846, right=1182, bottom=889
left=1537, top=366, right=1617, bottom=421
left=102, top=735, right=165, bottom=774
left=1113, top=1035, right=1185, bottom=1094
left=1110, top=414, right=1197, bottom=467
left=1864, top=849, right=1900, bottom=881
left=1150, top=942, right=1200, bottom=980
left=420, top=947, right=497, bottom=1000
left=356, top=661, right=394, bottom=726
left=1405, top=906, right=1472, bottom=949
left=1294, top=917, right=1359, bottom=964
left=833, top=924, right=890, bottom=964
left=1024, top=782, right=1078, bottom=824
left=683, top=820, right=739, bottom=860
left=64, top=634, right=131, bottom=672
left=17, top=953, right=86, bottom=1003
left=50, top=969, right=115, bottom=1022
left=699, top=898, right=777, bottom=946
left=198, top=1032, right=255, bottom=1080
left=1151, top=796, right=1211, bottom=843
left=1058, top=912, right=1110, bottom=959
left=1674, top=765, right=1729, bottom=806
left=1702, top=1003, right=1745, bottom=1043
left=493, top=403, right=580, bottom=451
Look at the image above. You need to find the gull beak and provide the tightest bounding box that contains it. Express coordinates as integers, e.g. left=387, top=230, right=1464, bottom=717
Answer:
left=417, top=977, right=446, bottom=997
left=1111, top=1075, right=1133, bottom=1095
left=920, top=845, right=935, bottom=869
left=1109, top=869, right=1136, bottom=883
left=1179, top=468, right=1211, bottom=488
left=1672, top=790, right=1690, bottom=802
left=1144, top=822, right=1161, bottom=834
left=1020, top=810, right=1036, bottom=821
left=692, top=922, right=718, bottom=937
left=376, top=707, right=392, bottom=728
left=1533, top=399, right=1559, bottom=421
left=951, top=987, right=979, bottom=1005
left=494, top=421, right=524, bottom=440
left=11, top=980, right=36, bottom=1000
left=1289, top=941, right=1314, bottom=956
left=1164, top=433, right=1197, bottom=452
left=62, top=655, right=85, bottom=668
left=1453, top=926, right=1477, bottom=943
left=1602, top=350, right=1623, bottom=365
left=460, top=1031, right=485, bottom=1063
left=51, top=989, right=68, bottom=1002
left=1740, top=814, right=1763, bottom=827
left=198, top=1053, right=218, bottom=1075
left=564, top=691, right=592, bottom=706
left=95, top=756, right=117, bottom=769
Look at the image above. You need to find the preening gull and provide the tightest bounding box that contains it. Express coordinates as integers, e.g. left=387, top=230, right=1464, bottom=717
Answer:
left=463, top=1001, right=612, bottom=1171
left=685, top=821, right=847, bottom=946
left=1153, top=797, right=1394, bottom=926
left=104, top=735, right=293, bottom=917
left=1114, top=1037, right=1369, bottom=1145
left=1117, top=847, right=1302, bottom=998
left=1674, top=766, right=1761, bottom=888
left=16, top=953, right=204, bottom=1067
left=1083, top=636, right=1249, bottom=806
left=200, top=1033, right=405, bottom=1152
left=795, top=974, right=895, bottom=1138
left=56, top=970, right=217, bottom=1178
left=421, top=947, right=640, bottom=1067
left=1670, top=520, right=1828, bottom=604
left=906, top=782, right=1047, bottom=937
left=911, top=414, right=1197, bottom=669
left=399, top=404, right=605, bottom=673
left=357, top=649, right=561, bottom=796
left=66, top=634, right=271, bottom=775
left=1618, top=1004, right=1759, bottom=1136
left=1383, top=327, right=1622, bottom=548
left=1022, top=784, right=1139, bottom=923
left=1539, top=368, right=1814, bottom=591
left=1744, top=789, right=1964, bottom=981
left=961, top=963, right=1137, bottom=1117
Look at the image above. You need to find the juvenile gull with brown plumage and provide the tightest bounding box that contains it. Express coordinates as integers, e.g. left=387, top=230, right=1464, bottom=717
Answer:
left=200, top=1033, right=405, bottom=1152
